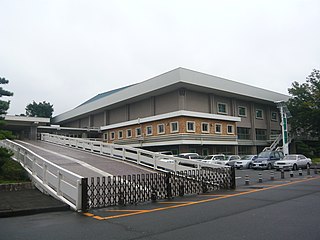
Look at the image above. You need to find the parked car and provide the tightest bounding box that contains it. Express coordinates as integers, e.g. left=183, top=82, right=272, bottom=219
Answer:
left=274, top=154, right=312, bottom=170
left=177, top=153, right=203, bottom=160
left=252, top=150, right=283, bottom=170
left=215, top=155, right=241, bottom=166
left=202, top=154, right=225, bottom=164
left=235, top=155, right=257, bottom=169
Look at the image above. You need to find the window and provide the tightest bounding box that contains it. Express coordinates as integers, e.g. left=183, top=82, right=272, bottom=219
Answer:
left=271, top=111, right=278, bottom=121
left=157, top=124, right=165, bottom=134
left=126, top=129, right=132, bottom=138
left=227, top=125, right=234, bottom=134
left=146, top=125, right=153, bottom=136
left=256, top=109, right=264, bottom=119
left=103, top=132, right=108, bottom=141
left=118, top=130, right=123, bottom=139
left=201, top=122, right=209, bottom=133
left=238, top=106, right=247, bottom=117
left=215, top=123, right=222, bottom=134
left=237, top=127, right=250, bottom=140
left=170, top=122, right=179, bottom=133
left=186, top=121, right=195, bottom=132
left=110, top=131, right=115, bottom=140
left=136, top=127, right=142, bottom=137
left=202, top=148, right=209, bottom=156
left=217, top=103, right=227, bottom=114
left=256, top=129, right=267, bottom=140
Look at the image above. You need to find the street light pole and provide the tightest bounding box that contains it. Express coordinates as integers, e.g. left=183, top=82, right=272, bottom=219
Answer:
left=275, top=101, right=291, bottom=156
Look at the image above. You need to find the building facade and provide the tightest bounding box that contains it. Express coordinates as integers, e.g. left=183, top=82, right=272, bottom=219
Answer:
left=52, top=68, right=290, bottom=155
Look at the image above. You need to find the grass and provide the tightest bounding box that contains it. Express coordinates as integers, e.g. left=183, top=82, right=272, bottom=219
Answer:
left=0, top=179, right=30, bottom=184
left=312, top=158, right=320, bottom=164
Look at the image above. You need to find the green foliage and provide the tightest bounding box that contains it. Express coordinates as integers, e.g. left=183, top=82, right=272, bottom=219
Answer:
left=0, top=130, right=15, bottom=140
left=0, top=147, right=28, bottom=182
left=25, top=101, right=54, bottom=118
left=287, top=69, right=320, bottom=137
left=0, top=77, right=13, bottom=118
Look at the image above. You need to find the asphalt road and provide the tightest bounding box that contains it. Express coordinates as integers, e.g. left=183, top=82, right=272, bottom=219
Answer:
left=1, top=173, right=319, bottom=240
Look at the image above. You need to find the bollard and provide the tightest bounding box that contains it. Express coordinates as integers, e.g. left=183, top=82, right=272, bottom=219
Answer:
left=307, top=164, right=310, bottom=175
left=258, top=172, right=262, bottom=183
left=281, top=169, right=285, bottom=179
left=270, top=171, right=275, bottom=181
left=290, top=170, right=294, bottom=178
left=245, top=175, right=250, bottom=185
left=298, top=168, right=302, bottom=176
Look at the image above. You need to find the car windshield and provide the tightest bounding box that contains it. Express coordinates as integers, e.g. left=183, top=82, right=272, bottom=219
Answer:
left=283, top=155, right=297, bottom=160
left=215, top=156, right=225, bottom=160
left=258, top=152, right=270, bottom=158
left=241, top=155, right=252, bottom=160
left=204, top=155, right=213, bottom=160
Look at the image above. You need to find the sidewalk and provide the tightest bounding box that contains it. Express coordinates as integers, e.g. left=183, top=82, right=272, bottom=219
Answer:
left=0, top=188, right=70, bottom=218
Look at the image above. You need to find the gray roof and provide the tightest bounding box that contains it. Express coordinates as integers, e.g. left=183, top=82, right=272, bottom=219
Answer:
left=53, top=67, right=290, bottom=123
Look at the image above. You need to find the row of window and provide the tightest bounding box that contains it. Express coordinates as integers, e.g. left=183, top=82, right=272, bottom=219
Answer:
left=106, top=121, right=235, bottom=140
left=218, top=103, right=278, bottom=121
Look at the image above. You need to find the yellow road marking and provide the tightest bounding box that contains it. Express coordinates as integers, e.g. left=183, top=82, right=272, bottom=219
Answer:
left=106, top=209, right=149, bottom=213
left=83, top=176, right=320, bottom=221
left=159, top=201, right=197, bottom=204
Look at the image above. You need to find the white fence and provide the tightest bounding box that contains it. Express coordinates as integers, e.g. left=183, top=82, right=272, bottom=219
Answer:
left=40, top=133, right=223, bottom=173
left=0, top=139, right=85, bottom=211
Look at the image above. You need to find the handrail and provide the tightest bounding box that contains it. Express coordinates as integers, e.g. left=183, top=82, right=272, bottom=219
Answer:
left=40, top=133, right=225, bottom=172
left=0, top=139, right=85, bottom=211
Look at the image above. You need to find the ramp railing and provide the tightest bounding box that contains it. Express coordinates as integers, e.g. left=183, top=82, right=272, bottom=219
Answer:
left=0, top=139, right=86, bottom=211
left=40, top=133, right=223, bottom=172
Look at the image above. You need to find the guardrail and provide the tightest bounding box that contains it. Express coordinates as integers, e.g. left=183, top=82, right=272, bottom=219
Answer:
left=0, top=139, right=86, bottom=211
left=40, top=133, right=224, bottom=173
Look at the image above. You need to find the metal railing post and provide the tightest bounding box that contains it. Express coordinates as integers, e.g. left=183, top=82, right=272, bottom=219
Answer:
left=230, top=166, right=236, bottom=189
left=81, top=178, right=88, bottom=211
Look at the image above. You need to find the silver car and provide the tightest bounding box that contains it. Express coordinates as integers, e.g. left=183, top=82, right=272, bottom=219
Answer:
left=274, top=154, right=312, bottom=170
left=235, top=155, right=257, bottom=169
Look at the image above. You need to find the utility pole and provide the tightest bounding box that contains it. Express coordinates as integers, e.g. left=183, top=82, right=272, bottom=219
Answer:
left=275, top=101, right=291, bottom=155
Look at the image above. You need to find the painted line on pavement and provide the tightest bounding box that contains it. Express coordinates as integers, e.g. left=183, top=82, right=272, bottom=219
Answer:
left=83, top=175, right=320, bottom=221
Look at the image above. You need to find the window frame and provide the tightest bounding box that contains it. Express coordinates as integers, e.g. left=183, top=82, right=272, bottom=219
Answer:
left=136, top=127, right=142, bottom=137
left=217, top=102, right=228, bottom=114
left=238, top=106, right=247, bottom=117
left=186, top=121, right=196, bottom=133
left=256, top=109, right=264, bottom=119
left=271, top=111, right=278, bottom=121
left=201, top=122, right=210, bottom=133
left=170, top=121, right=179, bottom=133
left=126, top=129, right=132, bottom=138
left=118, top=130, right=123, bottom=139
left=110, top=131, right=115, bottom=140
left=215, top=123, right=222, bottom=134
left=227, top=124, right=234, bottom=134
left=157, top=123, right=165, bottom=135
left=146, top=125, right=153, bottom=136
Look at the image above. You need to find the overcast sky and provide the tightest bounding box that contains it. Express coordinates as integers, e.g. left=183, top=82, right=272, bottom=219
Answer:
left=1, top=0, right=319, bottom=116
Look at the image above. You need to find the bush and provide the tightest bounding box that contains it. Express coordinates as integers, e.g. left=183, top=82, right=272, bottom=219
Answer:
left=1, top=160, right=29, bottom=181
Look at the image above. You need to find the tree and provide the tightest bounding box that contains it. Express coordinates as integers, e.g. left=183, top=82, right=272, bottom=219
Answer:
left=25, top=101, right=54, bottom=118
left=0, top=77, right=13, bottom=117
left=287, top=69, right=320, bottom=137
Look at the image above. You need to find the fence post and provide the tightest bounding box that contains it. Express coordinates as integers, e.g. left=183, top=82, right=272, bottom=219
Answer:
left=230, top=166, right=236, bottom=189
left=81, top=178, right=88, bottom=211
left=166, top=172, right=172, bottom=199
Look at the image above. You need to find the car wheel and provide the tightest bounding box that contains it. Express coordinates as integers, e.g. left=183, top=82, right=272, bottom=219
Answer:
left=248, top=163, right=252, bottom=169
left=292, top=164, right=298, bottom=171
left=267, top=163, right=272, bottom=170
left=306, top=163, right=311, bottom=169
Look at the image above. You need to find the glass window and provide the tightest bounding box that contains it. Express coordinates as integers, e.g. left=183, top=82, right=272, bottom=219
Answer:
left=110, top=131, right=115, bottom=140
left=157, top=124, right=165, bottom=134
left=238, top=106, right=247, bottom=117
left=103, top=132, right=108, bottom=141
left=271, top=111, right=278, bottom=121
left=237, top=127, right=250, bottom=139
left=136, top=127, right=142, bottom=137
left=118, top=130, right=123, bottom=139
left=227, top=125, right=234, bottom=134
left=201, top=122, right=209, bottom=133
left=256, top=129, right=267, bottom=140
left=256, top=109, right=264, bottom=119
left=146, top=126, right=153, bottom=136
left=170, top=122, right=179, bottom=133
left=186, top=121, right=195, bottom=132
left=126, top=129, right=132, bottom=138
left=218, top=103, right=227, bottom=114
left=215, top=123, right=222, bottom=134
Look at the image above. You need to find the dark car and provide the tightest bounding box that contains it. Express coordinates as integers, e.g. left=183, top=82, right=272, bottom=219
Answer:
left=252, top=150, right=283, bottom=170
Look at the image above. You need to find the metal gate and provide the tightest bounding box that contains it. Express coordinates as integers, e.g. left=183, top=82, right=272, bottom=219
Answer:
left=82, top=167, right=235, bottom=210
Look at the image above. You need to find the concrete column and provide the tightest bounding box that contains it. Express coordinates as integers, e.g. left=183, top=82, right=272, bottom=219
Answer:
left=178, top=89, right=186, bottom=110
left=209, top=94, right=215, bottom=114
left=29, top=126, right=37, bottom=140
